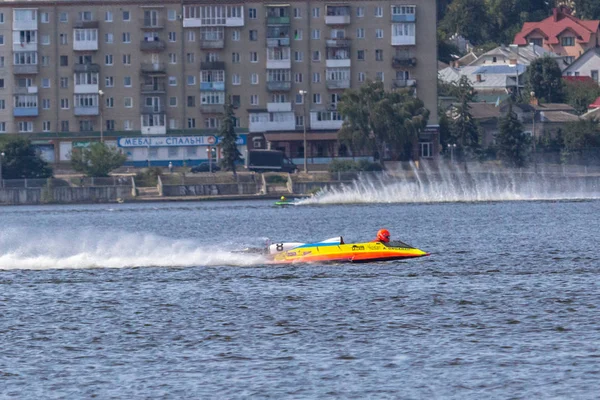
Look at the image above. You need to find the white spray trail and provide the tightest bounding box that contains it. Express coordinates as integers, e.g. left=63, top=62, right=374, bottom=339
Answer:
left=0, top=228, right=267, bottom=270
left=298, top=162, right=600, bottom=205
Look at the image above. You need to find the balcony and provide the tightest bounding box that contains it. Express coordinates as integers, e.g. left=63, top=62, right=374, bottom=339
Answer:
left=267, top=102, right=292, bottom=113
left=267, top=37, right=290, bottom=47
left=13, top=64, right=39, bottom=74
left=310, top=111, right=344, bottom=130
left=392, top=14, right=416, bottom=23
left=267, top=59, right=291, bottom=69
left=267, top=16, right=290, bottom=25
left=392, top=34, right=416, bottom=46
left=74, top=106, right=99, bottom=116
left=13, top=18, right=38, bottom=31
left=141, top=63, right=166, bottom=74
left=392, top=57, right=417, bottom=68
left=140, top=39, right=166, bottom=52
left=74, top=63, right=100, bottom=73
left=200, top=39, right=225, bottom=49
left=249, top=112, right=295, bottom=132
left=326, top=38, right=351, bottom=48
left=74, top=83, right=99, bottom=94
left=140, top=83, right=167, bottom=93
left=14, top=86, right=38, bottom=95
left=326, top=59, right=351, bottom=68
left=201, top=104, right=225, bottom=114
left=141, top=17, right=165, bottom=30
left=200, top=82, right=225, bottom=91
left=141, top=105, right=166, bottom=114
left=13, top=40, right=37, bottom=52
left=267, top=81, right=292, bottom=91
left=226, top=14, right=244, bottom=27
left=325, top=6, right=351, bottom=25
left=326, top=80, right=351, bottom=90
left=14, top=106, right=39, bottom=117
left=393, top=79, right=417, bottom=88
left=73, top=39, right=99, bottom=52
left=141, top=125, right=167, bottom=135
left=74, top=19, right=99, bottom=29
left=201, top=61, right=226, bottom=70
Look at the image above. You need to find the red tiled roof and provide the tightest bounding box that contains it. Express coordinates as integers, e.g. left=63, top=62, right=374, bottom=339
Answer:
left=589, top=96, right=600, bottom=109
left=514, top=8, right=600, bottom=46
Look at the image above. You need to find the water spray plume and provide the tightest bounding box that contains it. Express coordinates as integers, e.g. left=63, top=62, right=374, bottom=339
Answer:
left=299, top=162, right=600, bottom=205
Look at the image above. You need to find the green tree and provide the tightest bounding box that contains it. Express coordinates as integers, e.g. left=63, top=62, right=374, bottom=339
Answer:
left=439, top=0, right=490, bottom=44
left=218, top=101, right=242, bottom=177
left=524, top=56, right=566, bottom=103
left=0, top=138, right=53, bottom=179
left=496, top=103, right=531, bottom=167
left=562, top=119, right=600, bottom=150
left=576, top=0, right=600, bottom=19
left=564, top=79, right=600, bottom=115
left=337, top=80, right=429, bottom=166
left=449, top=76, right=481, bottom=160
left=70, top=142, right=127, bottom=177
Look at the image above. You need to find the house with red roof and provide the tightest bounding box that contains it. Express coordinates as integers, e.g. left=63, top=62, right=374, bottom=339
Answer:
left=513, top=6, right=600, bottom=64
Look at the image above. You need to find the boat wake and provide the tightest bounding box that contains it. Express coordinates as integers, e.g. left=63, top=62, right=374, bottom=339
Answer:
left=0, top=228, right=267, bottom=270
left=298, top=162, right=600, bottom=205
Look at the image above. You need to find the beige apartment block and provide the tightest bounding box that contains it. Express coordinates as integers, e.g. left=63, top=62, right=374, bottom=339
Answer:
left=0, top=1, right=439, bottom=165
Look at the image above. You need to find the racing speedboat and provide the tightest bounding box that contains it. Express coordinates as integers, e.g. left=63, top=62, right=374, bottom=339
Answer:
left=265, top=237, right=429, bottom=264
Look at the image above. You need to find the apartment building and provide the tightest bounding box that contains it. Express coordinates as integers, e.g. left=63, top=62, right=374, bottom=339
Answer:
left=0, top=1, right=438, bottom=166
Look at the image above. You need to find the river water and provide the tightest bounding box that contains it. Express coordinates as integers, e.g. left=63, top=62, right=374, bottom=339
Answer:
left=1, top=188, right=600, bottom=397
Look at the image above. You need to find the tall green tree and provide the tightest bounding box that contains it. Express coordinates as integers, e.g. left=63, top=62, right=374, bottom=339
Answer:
left=337, top=80, right=429, bottom=166
left=0, top=138, right=53, bottom=179
left=219, top=101, right=242, bottom=177
left=439, top=0, right=490, bottom=44
left=70, top=142, right=127, bottom=177
left=524, top=56, right=566, bottom=104
left=449, top=76, right=481, bottom=160
left=576, top=0, right=600, bottom=19
left=564, top=79, right=600, bottom=115
left=496, top=103, right=531, bottom=167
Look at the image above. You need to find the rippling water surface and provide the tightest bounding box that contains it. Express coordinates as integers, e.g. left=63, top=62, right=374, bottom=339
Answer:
left=1, top=199, right=599, bottom=398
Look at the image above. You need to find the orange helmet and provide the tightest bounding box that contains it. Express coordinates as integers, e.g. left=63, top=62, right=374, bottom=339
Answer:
left=377, top=229, right=391, bottom=243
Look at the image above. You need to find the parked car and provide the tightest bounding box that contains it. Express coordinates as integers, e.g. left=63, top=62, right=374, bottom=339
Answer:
left=190, top=162, right=220, bottom=173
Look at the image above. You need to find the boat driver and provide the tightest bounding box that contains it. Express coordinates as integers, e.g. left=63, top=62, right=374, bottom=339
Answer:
left=280, top=196, right=286, bottom=202
left=373, top=229, right=391, bottom=243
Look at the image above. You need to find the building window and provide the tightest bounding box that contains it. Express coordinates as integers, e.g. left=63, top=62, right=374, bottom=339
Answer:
left=122, top=32, right=131, bottom=43
left=312, top=7, right=320, bottom=18
left=295, top=73, right=303, bottom=83
left=167, top=10, right=176, bottom=21
left=124, top=97, right=133, bottom=108
left=561, top=36, right=575, bottom=46
left=251, top=73, right=259, bottom=84
left=60, top=77, right=68, bottom=88
left=187, top=95, right=196, bottom=107
left=169, top=32, right=176, bottom=42
left=357, top=50, right=365, bottom=61
left=105, top=54, right=113, bottom=65
left=122, top=11, right=130, bottom=21
left=124, top=120, right=133, bottom=131
left=250, top=52, right=258, bottom=63
left=0, top=122, right=5, bottom=133
left=41, top=34, right=50, bottom=45
left=124, top=76, right=132, bottom=87
left=42, top=99, right=51, bottom=109
left=296, top=115, right=304, bottom=127
left=232, top=52, right=240, bottom=63
left=186, top=52, right=195, bottom=63
left=295, top=93, right=304, bottom=104
left=105, top=76, right=114, bottom=87
left=123, top=54, right=131, bottom=65
left=232, top=74, right=241, bottom=85
left=564, top=56, right=575, bottom=64
left=376, top=29, right=383, bottom=39
left=18, top=122, right=34, bottom=133
left=60, top=98, right=69, bottom=109
left=187, top=31, right=195, bottom=42
left=106, top=120, right=115, bottom=131
left=187, top=75, right=195, bottom=86
left=375, top=49, right=383, bottom=61
left=169, top=53, right=177, bottom=64
left=313, top=93, right=321, bottom=104
left=249, top=30, right=258, bottom=41
left=375, top=7, right=383, bottom=17
left=312, top=29, right=320, bottom=40
left=105, top=33, right=113, bottom=44
left=358, top=72, right=365, bottom=82
left=248, top=8, right=257, bottom=19
left=356, top=7, right=365, bottom=17
left=312, top=51, right=320, bottom=62
left=60, top=34, right=68, bottom=45
left=312, top=72, right=321, bottom=83
left=42, top=78, right=50, bottom=88
left=250, top=94, right=258, bottom=105
left=59, top=13, right=68, bottom=23
left=43, top=121, right=51, bottom=132
left=60, top=55, right=68, bottom=66
left=105, top=11, right=113, bottom=22
left=376, top=72, right=384, bottom=81
left=187, top=118, right=196, bottom=128
left=232, top=30, right=240, bottom=41
left=356, top=28, right=365, bottom=39
left=530, top=38, right=542, bottom=47
left=79, top=120, right=94, bottom=132
left=294, top=51, right=304, bottom=62
left=41, top=12, right=49, bottom=23
left=169, top=76, right=177, bottom=86
left=60, top=121, right=69, bottom=132
left=169, top=97, right=177, bottom=107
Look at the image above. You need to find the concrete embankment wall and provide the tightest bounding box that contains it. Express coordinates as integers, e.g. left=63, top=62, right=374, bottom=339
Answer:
left=0, top=186, right=133, bottom=205
left=161, top=183, right=258, bottom=196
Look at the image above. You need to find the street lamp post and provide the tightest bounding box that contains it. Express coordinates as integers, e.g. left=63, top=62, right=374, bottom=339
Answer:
left=207, top=147, right=212, bottom=173
left=0, top=152, right=4, bottom=189
left=299, top=90, right=308, bottom=174
left=448, top=143, right=456, bottom=163
left=98, top=89, right=104, bottom=143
